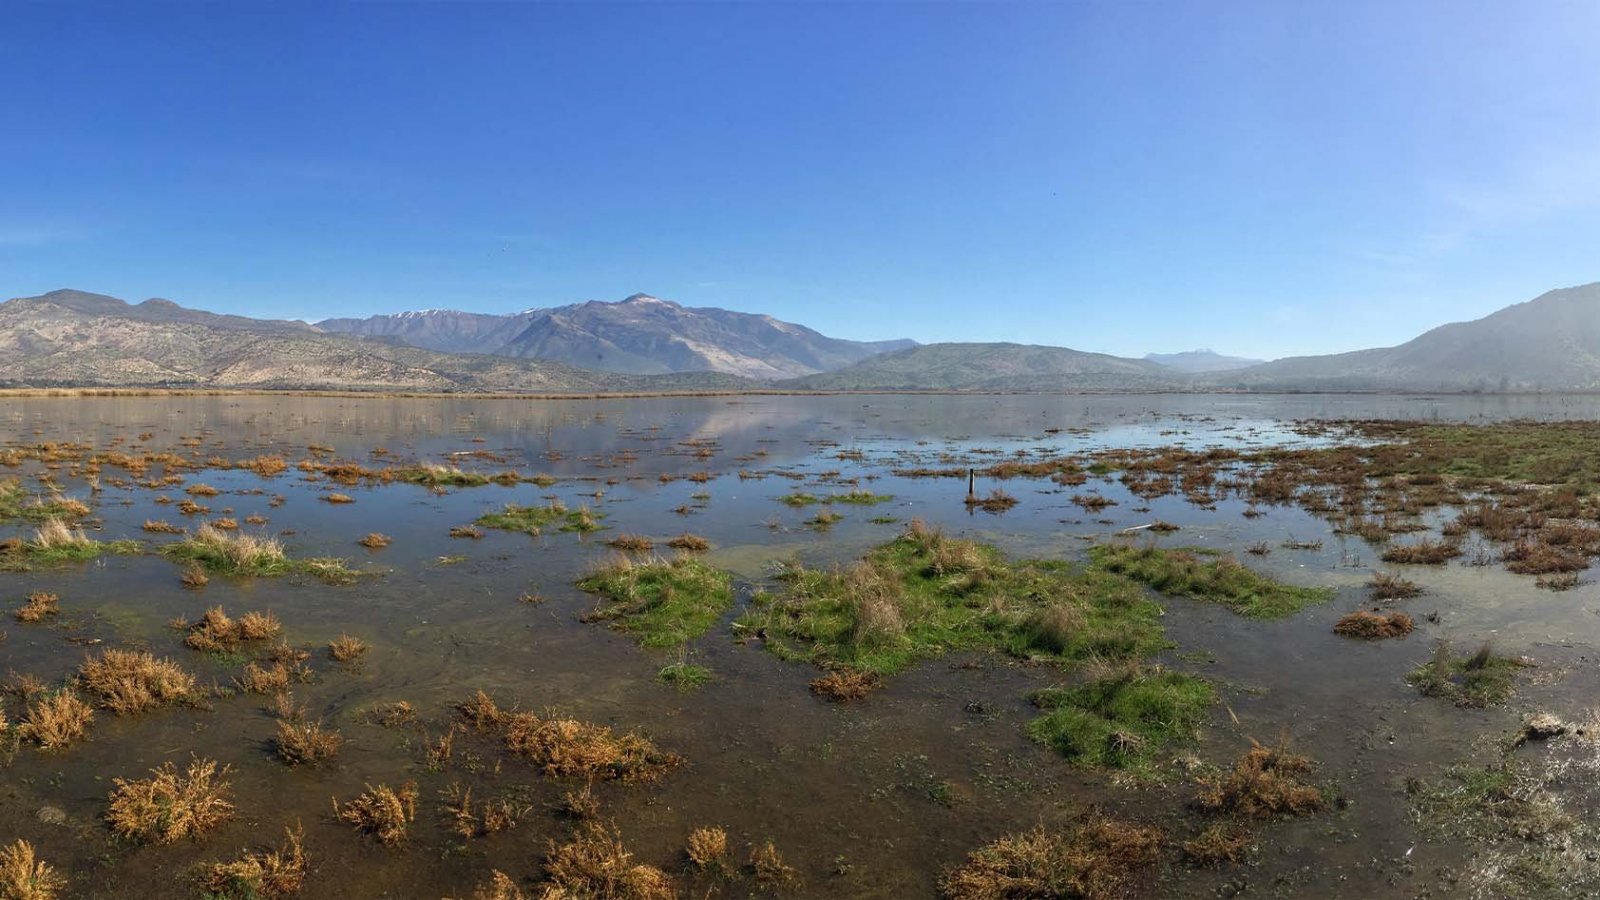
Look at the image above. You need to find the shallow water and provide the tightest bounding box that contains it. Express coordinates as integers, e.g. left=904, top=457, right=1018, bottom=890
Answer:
left=2, top=392, right=1597, bottom=898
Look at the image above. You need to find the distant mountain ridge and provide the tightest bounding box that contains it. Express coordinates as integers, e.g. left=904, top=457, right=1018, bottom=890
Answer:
left=1145, top=349, right=1265, bottom=373
left=318, top=294, right=916, bottom=378
left=4, top=281, right=1600, bottom=393
left=1212, top=282, right=1600, bottom=391
left=782, top=342, right=1185, bottom=391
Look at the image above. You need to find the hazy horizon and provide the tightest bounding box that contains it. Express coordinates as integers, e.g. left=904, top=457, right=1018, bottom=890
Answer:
left=5, top=2, right=1599, bottom=360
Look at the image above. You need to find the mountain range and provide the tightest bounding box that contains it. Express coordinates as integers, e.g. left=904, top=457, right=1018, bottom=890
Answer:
left=0, top=290, right=744, bottom=392
left=318, top=294, right=916, bottom=379
left=1, top=282, right=1598, bottom=393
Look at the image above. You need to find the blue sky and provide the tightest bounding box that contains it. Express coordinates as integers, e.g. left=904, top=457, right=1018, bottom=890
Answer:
left=4, top=1, right=1598, bottom=360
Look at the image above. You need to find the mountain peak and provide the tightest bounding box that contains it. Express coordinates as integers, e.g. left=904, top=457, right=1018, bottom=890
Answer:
left=620, top=293, right=671, bottom=305
left=1144, top=349, right=1265, bottom=373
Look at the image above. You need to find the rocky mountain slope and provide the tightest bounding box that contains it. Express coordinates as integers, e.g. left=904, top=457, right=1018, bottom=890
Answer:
left=318, top=294, right=916, bottom=378
left=0, top=290, right=747, bottom=392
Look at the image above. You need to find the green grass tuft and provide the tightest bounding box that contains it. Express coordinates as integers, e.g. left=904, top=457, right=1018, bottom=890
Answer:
left=741, top=521, right=1169, bottom=676
left=1027, top=668, right=1215, bottom=772
left=1089, top=543, right=1332, bottom=619
left=577, top=556, right=734, bottom=648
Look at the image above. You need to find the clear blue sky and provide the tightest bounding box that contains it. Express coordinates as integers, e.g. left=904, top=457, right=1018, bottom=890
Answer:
left=4, top=2, right=1598, bottom=360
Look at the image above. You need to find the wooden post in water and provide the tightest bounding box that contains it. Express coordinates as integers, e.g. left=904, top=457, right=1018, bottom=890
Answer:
left=967, top=467, right=976, bottom=501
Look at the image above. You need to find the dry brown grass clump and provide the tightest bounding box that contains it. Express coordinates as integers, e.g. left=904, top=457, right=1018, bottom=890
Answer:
left=1333, top=610, right=1415, bottom=640
left=107, top=757, right=234, bottom=843
left=184, top=606, right=280, bottom=652
left=940, top=818, right=1161, bottom=900
left=685, top=827, right=729, bottom=872
left=373, top=700, right=417, bottom=728
left=180, top=566, right=209, bottom=589
left=77, top=649, right=197, bottom=714
left=543, top=820, right=676, bottom=900
left=558, top=784, right=600, bottom=820
left=1503, top=535, right=1597, bottom=575
left=1181, top=823, right=1252, bottom=867
left=665, top=533, right=710, bottom=552
left=357, top=532, right=391, bottom=549
left=450, top=525, right=484, bottom=539
left=14, top=593, right=58, bottom=624
left=0, top=839, right=67, bottom=899
left=808, top=669, right=881, bottom=702
left=459, top=692, right=682, bottom=783
left=335, top=782, right=418, bottom=847
left=450, top=871, right=528, bottom=900
left=1192, top=741, right=1326, bottom=819
left=747, top=840, right=797, bottom=887
left=1367, top=571, right=1422, bottom=600
left=605, top=534, right=655, bottom=552
left=203, top=825, right=306, bottom=897
left=237, top=661, right=296, bottom=694
left=443, top=784, right=526, bottom=839
left=239, top=610, right=282, bottom=641
left=19, top=691, right=93, bottom=751
left=274, top=710, right=343, bottom=766
left=965, top=489, right=1019, bottom=513
left=31, top=519, right=94, bottom=552
left=142, top=519, right=183, bottom=534
left=327, top=634, right=368, bottom=663
left=186, top=483, right=221, bottom=497
left=1379, top=539, right=1461, bottom=566
left=185, top=524, right=288, bottom=571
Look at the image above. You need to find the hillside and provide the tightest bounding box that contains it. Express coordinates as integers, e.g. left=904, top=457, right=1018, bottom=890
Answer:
left=1218, top=283, right=1600, bottom=391
left=781, top=342, right=1186, bottom=391
left=318, top=294, right=916, bottom=378
left=0, top=290, right=748, bottom=392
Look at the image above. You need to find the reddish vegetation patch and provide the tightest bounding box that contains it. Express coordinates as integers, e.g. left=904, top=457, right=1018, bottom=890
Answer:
left=1333, top=610, right=1415, bottom=640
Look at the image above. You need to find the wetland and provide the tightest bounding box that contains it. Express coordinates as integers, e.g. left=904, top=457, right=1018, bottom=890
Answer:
left=3, top=391, right=1600, bottom=899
